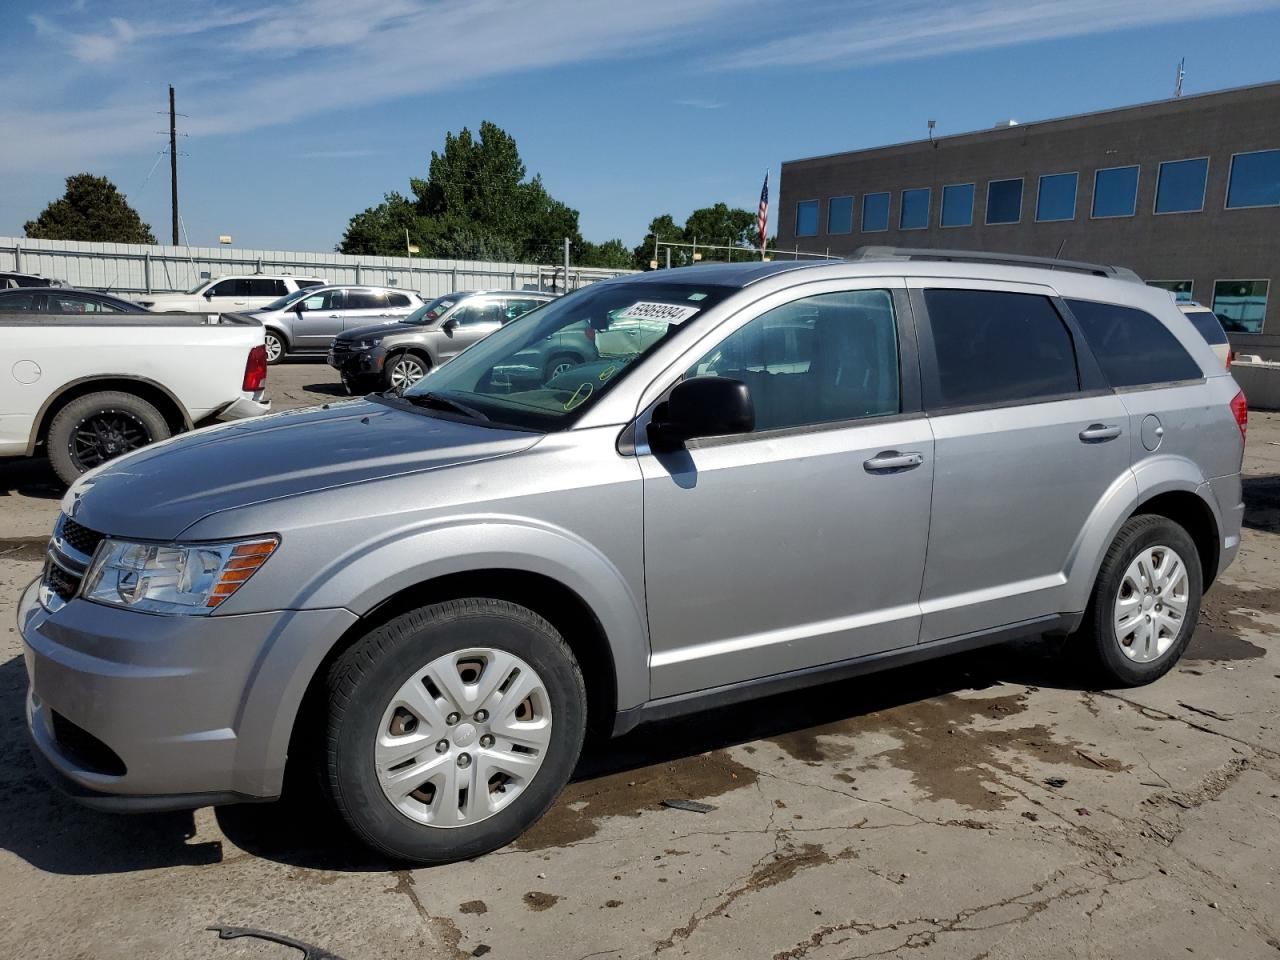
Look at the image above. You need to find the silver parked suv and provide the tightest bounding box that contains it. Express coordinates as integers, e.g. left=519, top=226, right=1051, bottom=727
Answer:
left=20, top=249, right=1246, bottom=864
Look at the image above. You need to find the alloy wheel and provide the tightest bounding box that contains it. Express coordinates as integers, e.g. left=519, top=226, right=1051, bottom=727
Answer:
left=389, top=356, right=426, bottom=390
left=69, top=410, right=152, bottom=471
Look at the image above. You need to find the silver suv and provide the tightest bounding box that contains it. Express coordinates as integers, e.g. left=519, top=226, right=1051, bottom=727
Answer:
left=252, top=285, right=426, bottom=364
left=328, top=290, right=554, bottom=392
left=19, top=250, right=1245, bottom=864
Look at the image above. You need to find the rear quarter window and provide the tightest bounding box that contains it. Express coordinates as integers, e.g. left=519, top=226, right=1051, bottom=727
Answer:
left=1066, top=299, right=1203, bottom=387
left=1181, top=309, right=1229, bottom=346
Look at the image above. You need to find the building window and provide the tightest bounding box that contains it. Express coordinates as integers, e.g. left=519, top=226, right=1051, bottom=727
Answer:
left=827, top=196, right=854, bottom=235
left=862, top=192, right=890, bottom=232
left=985, top=178, right=1023, bottom=224
left=1212, top=279, right=1269, bottom=334
left=900, top=188, right=930, bottom=230
left=1154, top=158, right=1209, bottom=214
left=1092, top=165, right=1140, bottom=218
left=795, top=200, right=819, bottom=237
left=940, top=183, right=974, bottom=227
left=1226, top=149, right=1280, bottom=208
left=1148, top=280, right=1194, bottom=303
left=1036, top=172, right=1078, bottom=222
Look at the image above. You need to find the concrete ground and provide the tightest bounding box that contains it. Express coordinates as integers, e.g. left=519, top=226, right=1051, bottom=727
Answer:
left=1, top=361, right=1276, bottom=960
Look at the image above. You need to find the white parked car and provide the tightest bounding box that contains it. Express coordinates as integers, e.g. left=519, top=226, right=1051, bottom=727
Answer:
left=0, top=308, right=271, bottom=484
left=137, top=275, right=325, bottom=314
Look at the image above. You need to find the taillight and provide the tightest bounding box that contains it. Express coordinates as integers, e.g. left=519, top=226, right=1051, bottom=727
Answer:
left=1230, top=389, right=1247, bottom=440
left=243, top=344, right=267, bottom=392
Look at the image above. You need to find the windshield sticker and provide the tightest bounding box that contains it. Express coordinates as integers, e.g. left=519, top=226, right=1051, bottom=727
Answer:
left=615, top=301, right=701, bottom=325
left=688, top=292, right=708, bottom=301
left=563, top=381, right=594, bottom=410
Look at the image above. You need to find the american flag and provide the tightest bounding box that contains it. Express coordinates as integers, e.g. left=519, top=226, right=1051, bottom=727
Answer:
left=757, top=171, right=769, bottom=253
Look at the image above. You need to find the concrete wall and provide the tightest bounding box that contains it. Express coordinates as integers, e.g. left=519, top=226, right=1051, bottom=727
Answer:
left=778, top=81, right=1280, bottom=356
left=0, top=236, right=632, bottom=299
left=1231, top=362, right=1280, bottom=411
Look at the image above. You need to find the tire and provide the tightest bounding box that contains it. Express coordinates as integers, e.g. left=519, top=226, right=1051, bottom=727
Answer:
left=1078, top=515, right=1203, bottom=686
left=323, top=599, right=587, bottom=864
left=46, top=391, right=171, bottom=485
left=385, top=352, right=429, bottom=392
left=544, top=353, right=581, bottom=383
left=264, top=329, right=287, bottom=365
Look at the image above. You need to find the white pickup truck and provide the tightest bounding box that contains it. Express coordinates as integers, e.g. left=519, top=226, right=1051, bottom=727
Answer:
left=1, top=311, right=271, bottom=484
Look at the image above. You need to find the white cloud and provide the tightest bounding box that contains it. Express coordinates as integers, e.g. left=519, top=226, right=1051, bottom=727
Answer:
left=716, top=0, right=1280, bottom=70
left=675, top=97, right=726, bottom=109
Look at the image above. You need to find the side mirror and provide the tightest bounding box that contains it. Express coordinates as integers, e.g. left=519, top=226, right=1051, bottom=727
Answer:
left=441, top=317, right=458, bottom=335
left=293, top=301, right=305, bottom=313
left=648, top=377, right=754, bottom=449
left=204, top=291, right=214, bottom=300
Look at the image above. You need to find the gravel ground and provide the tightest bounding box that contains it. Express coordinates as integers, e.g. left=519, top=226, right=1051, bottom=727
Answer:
left=0, top=359, right=1276, bottom=960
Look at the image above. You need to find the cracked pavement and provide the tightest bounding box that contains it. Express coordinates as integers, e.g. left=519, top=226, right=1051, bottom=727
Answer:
left=0, top=362, right=1276, bottom=959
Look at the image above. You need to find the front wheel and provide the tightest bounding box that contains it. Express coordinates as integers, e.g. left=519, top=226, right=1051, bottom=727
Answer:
left=46, top=391, right=171, bottom=485
left=385, top=352, right=428, bottom=392
left=323, top=599, right=586, bottom=863
left=1078, top=515, right=1202, bottom=686
left=264, top=329, right=287, bottom=365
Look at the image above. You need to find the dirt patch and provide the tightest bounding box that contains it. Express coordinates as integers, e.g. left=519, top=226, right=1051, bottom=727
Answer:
left=774, top=693, right=1128, bottom=812
left=512, top=750, right=757, bottom=851
left=1189, top=581, right=1278, bottom=661
left=522, top=891, right=560, bottom=912
left=0, top=538, right=46, bottom=562
left=458, top=900, right=487, bottom=915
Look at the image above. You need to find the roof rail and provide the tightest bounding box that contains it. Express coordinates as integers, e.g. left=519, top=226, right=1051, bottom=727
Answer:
left=849, top=246, right=1144, bottom=283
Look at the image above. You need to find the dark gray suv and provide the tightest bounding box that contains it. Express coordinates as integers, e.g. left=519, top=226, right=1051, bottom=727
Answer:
left=20, top=250, right=1245, bottom=864
left=329, top=290, right=555, bottom=392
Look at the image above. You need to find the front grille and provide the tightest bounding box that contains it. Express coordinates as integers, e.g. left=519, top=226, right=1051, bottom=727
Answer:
left=61, top=517, right=105, bottom=557
left=44, top=560, right=81, bottom=602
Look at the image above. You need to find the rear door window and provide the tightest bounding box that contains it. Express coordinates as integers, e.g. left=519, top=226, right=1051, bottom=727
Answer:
left=346, top=290, right=388, bottom=310
left=244, top=278, right=285, bottom=297
left=388, top=293, right=411, bottom=308
left=922, top=289, right=1079, bottom=409
left=1066, top=299, right=1203, bottom=386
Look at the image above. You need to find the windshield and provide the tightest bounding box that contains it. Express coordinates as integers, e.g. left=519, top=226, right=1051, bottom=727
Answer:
left=261, top=286, right=317, bottom=312
left=400, top=280, right=736, bottom=430
left=401, top=294, right=464, bottom=326
left=185, top=280, right=210, bottom=294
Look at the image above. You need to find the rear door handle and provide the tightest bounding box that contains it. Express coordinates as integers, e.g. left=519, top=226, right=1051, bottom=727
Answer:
left=1079, top=424, right=1122, bottom=442
left=864, top=451, right=924, bottom=473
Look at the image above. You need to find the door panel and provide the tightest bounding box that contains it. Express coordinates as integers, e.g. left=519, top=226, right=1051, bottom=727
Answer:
left=293, top=290, right=346, bottom=348
left=642, top=421, right=933, bottom=697
left=437, top=298, right=503, bottom=362
left=639, top=283, right=931, bottom=698
left=919, top=396, right=1130, bottom=640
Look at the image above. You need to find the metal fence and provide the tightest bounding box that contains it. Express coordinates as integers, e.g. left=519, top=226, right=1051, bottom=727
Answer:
left=0, top=237, right=633, bottom=299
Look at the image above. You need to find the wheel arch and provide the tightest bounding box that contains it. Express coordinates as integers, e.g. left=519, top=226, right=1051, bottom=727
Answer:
left=26, top=376, right=192, bottom=455
left=1133, top=489, right=1220, bottom=590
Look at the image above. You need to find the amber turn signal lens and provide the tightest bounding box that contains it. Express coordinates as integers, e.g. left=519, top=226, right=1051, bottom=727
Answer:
left=205, top=538, right=278, bottom=608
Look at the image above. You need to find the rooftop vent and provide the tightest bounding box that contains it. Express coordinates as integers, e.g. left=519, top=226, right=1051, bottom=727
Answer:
left=994, top=119, right=1019, bottom=128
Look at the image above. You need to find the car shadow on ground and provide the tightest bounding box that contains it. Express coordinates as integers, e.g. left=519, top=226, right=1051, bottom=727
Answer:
left=0, top=458, right=62, bottom=500
left=1242, top=474, right=1280, bottom=533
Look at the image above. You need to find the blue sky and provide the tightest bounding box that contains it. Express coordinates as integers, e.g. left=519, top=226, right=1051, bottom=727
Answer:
left=3, top=0, right=1279, bottom=253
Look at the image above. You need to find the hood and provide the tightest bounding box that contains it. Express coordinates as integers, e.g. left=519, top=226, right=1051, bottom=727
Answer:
left=65, top=399, right=540, bottom=540
left=338, top=320, right=423, bottom=341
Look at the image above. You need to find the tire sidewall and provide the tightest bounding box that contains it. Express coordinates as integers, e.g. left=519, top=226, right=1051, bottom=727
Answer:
left=328, top=604, right=585, bottom=864
left=385, top=353, right=427, bottom=391
left=264, top=330, right=285, bottom=364
left=1091, top=518, right=1202, bottom=685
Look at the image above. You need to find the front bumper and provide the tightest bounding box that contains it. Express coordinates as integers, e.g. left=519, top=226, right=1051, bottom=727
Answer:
left=19, top=578, right=357, bottom=810
left=328, top=343, right=386, bottom=379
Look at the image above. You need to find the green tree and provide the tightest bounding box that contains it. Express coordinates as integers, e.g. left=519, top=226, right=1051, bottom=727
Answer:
left=25, top=173, right=156, bottom=244
left=631, top=205, right=762, bottom=270
left=632, top=213, right=687, bottom=269
left=577, top=238, right=633, bottom=269
left=340, top=121, right=588, bottom=264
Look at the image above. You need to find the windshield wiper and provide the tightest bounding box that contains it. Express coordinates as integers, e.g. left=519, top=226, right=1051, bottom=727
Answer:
left=397, top=391, right=490, bottom=422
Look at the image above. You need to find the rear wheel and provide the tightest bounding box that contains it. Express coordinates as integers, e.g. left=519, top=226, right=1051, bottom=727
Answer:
left=544, top=353, right=580, bottom=383
left=46, top=391, right=171, bottom=485
left=323, top=599, right=586, bottom=863
left=1078, top=515, right=1202, bottom=686
left=385, top=352, right=428, bottom=392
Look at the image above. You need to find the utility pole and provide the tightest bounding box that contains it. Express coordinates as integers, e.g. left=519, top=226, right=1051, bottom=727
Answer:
left=562, top=237, right=571, bottom=293
left=1174, top=58, right=1185, bottom=98
left=169, top=85, right=179, bottom=245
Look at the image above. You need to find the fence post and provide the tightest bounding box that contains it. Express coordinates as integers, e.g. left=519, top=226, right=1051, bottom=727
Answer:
left=451, top=268, right=458, bottom=292
left=355, top=263, right=362, bottom=284
left=13, top=243, right=21, bottom=273
left=511, top=269, right=517, bottom=289
left=143, top=252, right=152, bottom=293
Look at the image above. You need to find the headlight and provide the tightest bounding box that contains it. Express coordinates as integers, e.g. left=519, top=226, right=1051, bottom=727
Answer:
left=356, top=339, right=379, bottom=350
left=81, top=536, right=278, bottom=615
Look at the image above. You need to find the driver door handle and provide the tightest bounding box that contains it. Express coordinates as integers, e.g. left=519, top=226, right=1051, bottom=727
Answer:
left=864, top=451, right=924, bottom=473
left=1079, top=424, right=1122, bottom=442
